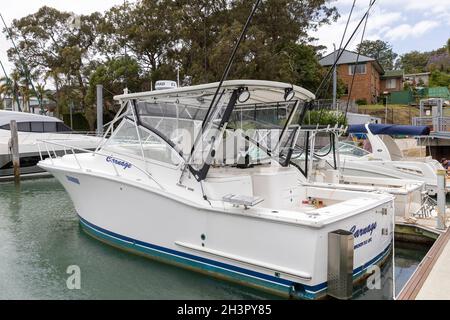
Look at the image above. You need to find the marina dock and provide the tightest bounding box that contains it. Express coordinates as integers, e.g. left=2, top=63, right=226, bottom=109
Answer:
left=398, top=220, right=450, bottom=300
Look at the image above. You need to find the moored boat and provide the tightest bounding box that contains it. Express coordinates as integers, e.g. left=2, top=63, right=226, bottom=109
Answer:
left=38, top=80, right=394, bottom=299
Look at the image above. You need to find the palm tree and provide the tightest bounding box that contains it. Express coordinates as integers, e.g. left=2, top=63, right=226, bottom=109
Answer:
left=0, top=73, right=21, bottom=111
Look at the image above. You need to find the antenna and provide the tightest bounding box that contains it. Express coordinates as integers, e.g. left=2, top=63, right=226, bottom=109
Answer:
left=0, top=12, right=44, bottom=114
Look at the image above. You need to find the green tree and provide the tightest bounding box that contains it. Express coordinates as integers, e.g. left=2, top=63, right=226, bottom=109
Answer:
left=5, top=6, right=103, bottom=114
left=429, top=70, right=450, bottom=88
left=357, top=40, right=398, bottom=70
left=85, top=56, right=142, bottom=130
left=397, top=51, right=430, bottom=74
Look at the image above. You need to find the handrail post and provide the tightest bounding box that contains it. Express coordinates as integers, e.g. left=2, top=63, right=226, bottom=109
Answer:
left=44, top=143, right=54, bottom=165
left=72, top=148, right=82, bottom=170
left=37, top=142, right=43, bottom=161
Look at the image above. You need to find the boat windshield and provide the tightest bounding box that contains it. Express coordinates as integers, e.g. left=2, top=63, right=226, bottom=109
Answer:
left=321, top=141, right=370, bottom=158
left=125, top=92, right=298, bottom=169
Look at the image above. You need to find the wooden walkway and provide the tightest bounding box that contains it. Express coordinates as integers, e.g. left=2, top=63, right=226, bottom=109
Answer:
left=397, top=226, right=450, bottom=300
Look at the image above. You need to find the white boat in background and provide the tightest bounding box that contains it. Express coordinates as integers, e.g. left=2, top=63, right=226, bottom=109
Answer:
left=289, top=126, right=435, bottom=220
left=0, top=110, right=102, bottom=181
left=38, top=80, right=394, bottom=300
left=326, top=124, right=446, bottom=196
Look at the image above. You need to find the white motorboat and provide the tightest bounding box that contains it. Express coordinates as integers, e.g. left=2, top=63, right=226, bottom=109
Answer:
left=38, top=80, right=394, bottom=299
left=0, top=110, right=102, bottom=181
left=289, top=126, right=435, bottom=220
left=324, top=124, right=447, bottom=196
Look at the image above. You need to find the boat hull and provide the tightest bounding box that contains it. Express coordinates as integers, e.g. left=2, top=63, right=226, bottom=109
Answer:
left=43, top=164, right=394, bottom=300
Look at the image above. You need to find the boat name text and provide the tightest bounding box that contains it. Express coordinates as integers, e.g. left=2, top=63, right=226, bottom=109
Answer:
left=106, top=157, right=132, bottom=170
left=350, top=222, right=377, bottom=238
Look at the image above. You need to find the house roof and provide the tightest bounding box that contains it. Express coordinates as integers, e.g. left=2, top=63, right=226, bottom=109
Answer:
left=319, top=49, right=384, bottom=74
left=381, top=70, right=404, bottom=79
left=404, top=72, right=431, bottom=77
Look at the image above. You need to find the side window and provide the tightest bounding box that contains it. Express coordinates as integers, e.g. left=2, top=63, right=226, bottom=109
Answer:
left=17, top=122, right=31, bottom=132
left=57, top=122, right=72, bottom=132
left=0, top=124, right=10, bottom=130
left=30, top=122, right=44, bottom=132
left=43, top=122, right=57, bottom=132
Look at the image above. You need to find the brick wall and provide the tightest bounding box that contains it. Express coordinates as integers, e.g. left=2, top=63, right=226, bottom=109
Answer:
left=380, top=77, right=403, bottom=92
left=338, top=62, right=379, bottom=104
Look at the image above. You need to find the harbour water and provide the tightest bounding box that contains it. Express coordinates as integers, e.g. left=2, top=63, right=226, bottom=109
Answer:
left=0, top=178, right=431, bottom=300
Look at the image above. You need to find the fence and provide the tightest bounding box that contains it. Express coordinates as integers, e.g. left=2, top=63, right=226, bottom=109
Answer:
left=315, top=99, right=358, bottom=114
left=412, top=116, right=450, bottom=132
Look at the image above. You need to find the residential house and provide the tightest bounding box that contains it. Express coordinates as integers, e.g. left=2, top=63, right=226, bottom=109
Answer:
left=404, top=72, right=431, bottom=87
left=381, top=70, right=404, bottom=93
left=1, top=96, right=56, bottom=114
left=319, top=49, right=384, bottom=104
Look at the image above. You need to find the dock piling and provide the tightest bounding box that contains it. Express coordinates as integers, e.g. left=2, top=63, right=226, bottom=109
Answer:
left=436, top=170, right=447, bottom=230
left=96, top=84, right=104, bottom=135
left=9, top=120, right=20, bottom=183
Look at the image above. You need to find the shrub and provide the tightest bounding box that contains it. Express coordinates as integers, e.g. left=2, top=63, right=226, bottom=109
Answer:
left=356, top=98, right=368, bottom=105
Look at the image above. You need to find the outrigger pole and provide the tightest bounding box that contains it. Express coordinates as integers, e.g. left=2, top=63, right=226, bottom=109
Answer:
left=0, top=12, right=44, bottom=114
left=182, top=0, right=262, bottom=183
left=201, top=0, right=262, bottom=129
left=314, top=0, right=377, bottom=99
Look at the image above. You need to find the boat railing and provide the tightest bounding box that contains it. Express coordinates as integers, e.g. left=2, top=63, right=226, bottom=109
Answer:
left=36, top=139, right=165, bottom=190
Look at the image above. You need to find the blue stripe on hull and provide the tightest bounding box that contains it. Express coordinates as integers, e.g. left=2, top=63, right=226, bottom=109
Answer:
left=79, top=217, right=391, bottom=300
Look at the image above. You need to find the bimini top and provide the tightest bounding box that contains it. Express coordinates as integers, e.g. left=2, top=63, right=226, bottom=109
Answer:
left=0, top=110, right=63, bottom=127
left=114, top=79, right=316, bottom=104
left=348, top=124, right=431, bottom=136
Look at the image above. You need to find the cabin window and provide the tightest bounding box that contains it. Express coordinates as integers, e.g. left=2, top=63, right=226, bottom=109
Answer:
left=18, top=122, right=31, bottom=132
left=0, top=121, right=70, bottom=132
left=103, top=119, right=181, bottom=167
left=348, top=63, right=366, bottom=75
left=336, top=141, right=371, bottom=157
left=57, top=123, right=72, bottom=132
left=30, top=122, right=44, bottom=132
left=43, top=122, right=57, bottom=132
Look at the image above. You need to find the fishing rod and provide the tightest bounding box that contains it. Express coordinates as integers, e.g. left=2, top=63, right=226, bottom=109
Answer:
left=344, top=0, right=374, bottom=118
left=181, top=0, right=261, bottom=184
left=201, top=0, right=262, bottom=129
left=316, top=0, right=357, bottom=124
left=0, top=12, right=44, bottom=114
left=305, top=0, right=377, bottom=126
left=313, top=0, right=377, bottom=100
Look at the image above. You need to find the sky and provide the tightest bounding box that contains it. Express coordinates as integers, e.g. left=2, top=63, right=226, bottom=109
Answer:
left=0, top=0, right=449, bottom=76
left=311, top=0, right=450, bottom=57
left=0, top=0, right=127, bottom=75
